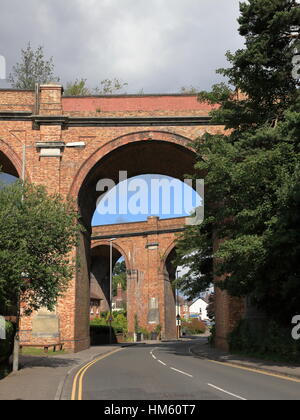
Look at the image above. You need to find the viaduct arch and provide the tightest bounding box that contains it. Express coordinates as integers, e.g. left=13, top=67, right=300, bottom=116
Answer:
left=0, top=85, right=245, bottom=352
left=91, top=217, right=186, bottom=339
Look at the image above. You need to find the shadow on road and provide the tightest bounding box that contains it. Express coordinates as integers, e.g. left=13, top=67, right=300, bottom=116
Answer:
left=18, top=355, right=79, bottom=370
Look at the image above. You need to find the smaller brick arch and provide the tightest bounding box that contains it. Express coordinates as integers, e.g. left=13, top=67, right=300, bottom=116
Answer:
left=69, top=130, right=195, bottom=200
left=159, top=239, right=180, bottom=275
left=0, top=138, right=23, bottom=178
left=91, top=240, right=131, bottom=272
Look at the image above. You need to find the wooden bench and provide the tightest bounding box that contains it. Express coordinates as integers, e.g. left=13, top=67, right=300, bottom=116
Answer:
left=19, top=343, right=64, bottom=353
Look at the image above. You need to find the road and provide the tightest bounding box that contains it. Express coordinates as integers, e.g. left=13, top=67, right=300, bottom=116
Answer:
left=74, top=339, right=300, bottom=400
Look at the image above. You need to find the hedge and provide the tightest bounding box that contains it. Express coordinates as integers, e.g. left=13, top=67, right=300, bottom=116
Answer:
left=228, top=319, right=300, bottom=363
left=0, top=321, right=15, bottom=364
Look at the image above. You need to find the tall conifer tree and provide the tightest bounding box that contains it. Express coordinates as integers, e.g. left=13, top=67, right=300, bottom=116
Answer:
left=176, top=0, right=300, bottom=324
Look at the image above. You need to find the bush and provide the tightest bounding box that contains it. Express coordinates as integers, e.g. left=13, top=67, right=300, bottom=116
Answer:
left=181, top=319, right=206, bottom=335
left=0, top=321, right=15, bottom=364
left=208, top=324, right=216, bottom=346
left=140, top=328, right=150, bottom=339
left=90, top=313, right=128, bottom=344
left=90, top=325, right=111, bottom=345
left=228, top=319, right=300, bottom=363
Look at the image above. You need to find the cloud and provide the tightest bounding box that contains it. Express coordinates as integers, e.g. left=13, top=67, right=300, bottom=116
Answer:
left=0, top=0, right=244, bottom=92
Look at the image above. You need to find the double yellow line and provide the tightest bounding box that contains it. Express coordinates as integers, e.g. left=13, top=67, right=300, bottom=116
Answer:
left=71, top=348, right=122, bottom=400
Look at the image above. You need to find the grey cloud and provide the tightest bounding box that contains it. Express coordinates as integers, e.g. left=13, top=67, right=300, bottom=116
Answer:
left=0, top=0, right=244, bottom=93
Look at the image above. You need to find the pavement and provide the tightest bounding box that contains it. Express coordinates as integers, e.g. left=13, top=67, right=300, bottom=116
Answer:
left=0, top=345, right=120, bottom=400
left=190, top=337, right=300, bottom=380
left=0, top=336, right=299, bottom=400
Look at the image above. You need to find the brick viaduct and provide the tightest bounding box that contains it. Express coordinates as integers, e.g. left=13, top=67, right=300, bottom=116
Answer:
left=92, top=216, right=187, bottom=339
left=0, top=85, right=244, bottom=352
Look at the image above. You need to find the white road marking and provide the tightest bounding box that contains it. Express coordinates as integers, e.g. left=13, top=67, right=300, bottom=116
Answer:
left=208, top=383, right=247, bottom=400
left=151, top=347, right=192, bottom=378
left=170, top=367, right=193, bottom=378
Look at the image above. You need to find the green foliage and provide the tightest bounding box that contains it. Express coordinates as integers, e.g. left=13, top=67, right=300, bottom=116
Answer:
left=64, top=78, right=91, bottom=96
left=208, top=324, right=216, bottom=346
left=64, top=78, right=128, bottom=97
left=181, top=319, right=206, bottom=335
left=8, top=43, right=59, bottom=89
left=176, top=0, right=300, bottom=324
left=209, top=0, right=300, bottom=129
left=154, top=324, right=162, bottom=334
left=113, top=261, right=127, bottom=296
left=0, top=321, right=15, bottom=364
left=94, top=78, right=128, bottom=95
left=139, top=327, right=150, bottom=339
left=90, top=312, right=128, bottom=344
left=90, top=312, right=127, bottom=335
left=0, top=181, right=81, bottom=315
left=229, top=319, right=300, bottom=363
left=90, top=324, right=110, bottom=345
left=9, top=43, right=128, bottom=95
left=180, top=86, right=200, bottom=94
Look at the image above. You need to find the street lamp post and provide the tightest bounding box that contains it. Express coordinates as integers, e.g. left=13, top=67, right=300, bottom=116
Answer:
left=13, top=271, right=29, bottom=372
left=176, top=269, right=181, bottom=340
left=109, top=238, right=117, bottom=344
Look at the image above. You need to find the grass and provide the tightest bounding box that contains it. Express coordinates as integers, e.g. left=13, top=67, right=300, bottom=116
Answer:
left=20, top=347, right=66, bottom=357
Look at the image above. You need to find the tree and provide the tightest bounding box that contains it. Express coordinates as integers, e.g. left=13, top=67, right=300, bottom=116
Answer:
left=64, top=78, right=91, bottom=96
left=180, top=86, right=200, bottom=94
left=94, top=78, right=128, bottom=95
left=0, top=181, right=80, bottom=314
left=64, top=77, right=128, bottom=96
left=176, top=0, right=300, bottom=324
left=112, top=260, right=127, bottom=296
left=0, top=181, right=81, bottom=370
left=8, top=43, right=59, bottom=90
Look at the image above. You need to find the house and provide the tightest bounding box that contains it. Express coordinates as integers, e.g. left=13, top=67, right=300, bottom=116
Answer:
left=112, top=283, right=127, bottom=312
left=90, top=276, right=103, bottom=319
left=189, top=294, right=210, bottom=320
left=176, top=296, right=190, bottom=320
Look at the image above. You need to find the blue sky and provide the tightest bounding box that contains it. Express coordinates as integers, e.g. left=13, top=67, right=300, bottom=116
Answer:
left=92, top=174, right=202, bottom=226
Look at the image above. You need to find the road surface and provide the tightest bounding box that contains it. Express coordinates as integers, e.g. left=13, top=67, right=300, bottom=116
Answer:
left=73, top=339, right=300, bottom=400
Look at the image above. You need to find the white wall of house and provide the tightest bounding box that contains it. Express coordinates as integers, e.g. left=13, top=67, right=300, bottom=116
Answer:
left=189, top=298, right=208, bottom=320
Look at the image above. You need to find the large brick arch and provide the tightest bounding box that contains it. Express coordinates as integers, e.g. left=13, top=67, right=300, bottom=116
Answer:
left=69, top=130, right=195, bottom=201
left=70, top=130, right=197, bottom=231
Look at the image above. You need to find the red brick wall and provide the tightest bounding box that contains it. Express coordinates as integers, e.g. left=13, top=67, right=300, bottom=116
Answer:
left=0, top=89, right=35, bottom=112
left=62, top=94, right=219, bottom=117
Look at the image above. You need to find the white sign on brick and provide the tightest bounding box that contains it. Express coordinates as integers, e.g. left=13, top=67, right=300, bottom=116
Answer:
left=0, top=316, right=5, bottom=340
